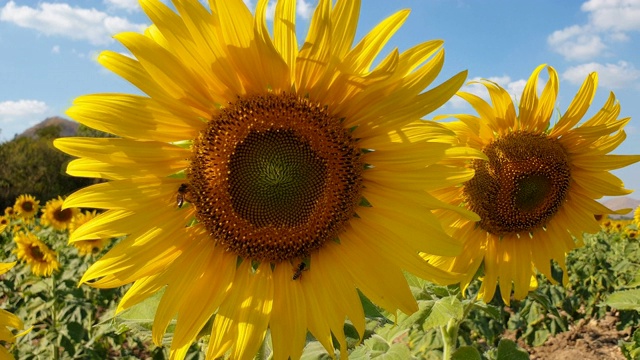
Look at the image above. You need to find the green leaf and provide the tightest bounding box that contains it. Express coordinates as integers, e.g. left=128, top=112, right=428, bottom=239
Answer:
left=115, top=288, right=165, bottom=332
left=496, top=339, right=529, bottom=360
left=451, top=346, right=482, bottom=360
left=359, top=290, right=389, bottom=320
left=300, top=341, right=337, bottom=360
left=423, top=296, right=464, bottom=330
left=65, top=321, right=85, bottom=343
left=376, top=343, right=413, bottom=360
left=470, top=301, right=501, bottom=320
left=602, top=289, right=640, bottom=311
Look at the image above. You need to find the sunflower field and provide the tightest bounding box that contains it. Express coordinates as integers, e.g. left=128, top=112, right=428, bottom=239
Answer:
left=2, top=0, right=640, bottom=359
left=2, top=195, right=640, bottom=359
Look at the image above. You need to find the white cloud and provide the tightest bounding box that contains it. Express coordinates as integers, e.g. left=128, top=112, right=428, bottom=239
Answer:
left=0, top=100, right=48, bottom=122
left=548, top=0, right=640, bottom=61
left=51, top=45, right=60, bottom=54
left=103, top=0, right=140, bottom=12
left=547, top=25, right=606, bottom=61
left=297, top=0, right=314, bottom=20
left=244, top=0, right=314, bottom=20
left=562, top=61, right=640, bottom=89
left=0, top=1, right=147, bottom=46
left=582, top=0, right=640, bottom=32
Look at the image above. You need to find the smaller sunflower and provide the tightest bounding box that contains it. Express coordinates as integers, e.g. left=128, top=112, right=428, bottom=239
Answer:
left=4, top=207, right=15, bottom=219
left=69, top=211, right=108, bottom=255
left=429, top=64, right=640, bottom=304
left=40, top=196, right=79, bottom=231
left=0, top=262, right=24, bottom=360
left=13, top=232, right=59, bottom=277
left=0, top=216, right=9, bottom=233
left=13, top=195, right=40, bottom=222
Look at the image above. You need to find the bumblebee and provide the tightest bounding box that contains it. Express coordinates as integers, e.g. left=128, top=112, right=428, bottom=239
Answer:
left=176, top=183, right=190, bottom=208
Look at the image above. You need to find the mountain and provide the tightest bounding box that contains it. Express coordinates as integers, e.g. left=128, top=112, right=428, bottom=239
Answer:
left=601, top=196, right=640, bottom=218
left=19, top=116, right=78, bottom=138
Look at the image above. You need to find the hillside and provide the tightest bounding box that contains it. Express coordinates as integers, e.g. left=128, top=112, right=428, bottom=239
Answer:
left=19, top=116, right=78, bottom=138
left=601, top=196, right=639, bottom=218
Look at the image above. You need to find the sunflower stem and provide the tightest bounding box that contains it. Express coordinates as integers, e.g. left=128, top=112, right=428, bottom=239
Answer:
left=51, top=274, right=60, bottom=360
left=440, top=318, right=459, bottom=360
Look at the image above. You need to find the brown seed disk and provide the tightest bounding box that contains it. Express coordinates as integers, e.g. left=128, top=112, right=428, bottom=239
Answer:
left=189, top=93, right=363, bottom=262
left=463, top=132, right=571, bottom=236
left=53, top=208, right=74, bottom=223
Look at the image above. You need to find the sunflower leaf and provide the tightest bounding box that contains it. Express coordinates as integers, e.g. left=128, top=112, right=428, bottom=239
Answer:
left=451, top=346, right=482, bottom=360
left=495, top=339, right=529, bottom=360
left=422, top=296, right=464, bottom=330
left=602, top=289, right=640, bottom=311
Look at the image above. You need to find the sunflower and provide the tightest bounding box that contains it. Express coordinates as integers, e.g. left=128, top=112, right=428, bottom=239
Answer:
left=69, top=211, right=108, bottom=255
left=0, top=262, right=24, bottom=360
left=13, top=195, right=39, bottom=222
left=53, top=0, right=481, bottom=358
left=40, top=196, right=79, bottom=231
left=0, top=216, right=8, bottom=233
left=427, top=64, right=640, bottom=304
left=4, top=207, right=15, bottom=219
left=13, top=232, right=60, bottom=277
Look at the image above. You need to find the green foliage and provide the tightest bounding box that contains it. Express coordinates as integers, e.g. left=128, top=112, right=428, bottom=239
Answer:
left=2, top=205, right=639, bottom=359
left=0, top=215, right=171, bottom=359
left=0, top=126, right=93, bottom=209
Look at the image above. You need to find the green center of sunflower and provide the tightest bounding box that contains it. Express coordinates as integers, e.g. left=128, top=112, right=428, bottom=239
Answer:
left=463, top=132, right=571, bottom=236
left=53, top=207, right=74, bottom=223
left=189, top=93, right=363, bottom=262
left=229, top=130, right=327, bottom=227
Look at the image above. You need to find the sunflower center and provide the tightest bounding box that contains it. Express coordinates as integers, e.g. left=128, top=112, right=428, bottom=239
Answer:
left=30, top=245, right=44, bottom=261
left=463, top=132, right=571, bottom=236
left=229, top=130, right=327, bottom=227
left=53, top=207, right=74, bottom=223
left=189, top=93, right=363, bottom=262
left=21, top=202, right=33, bottom=212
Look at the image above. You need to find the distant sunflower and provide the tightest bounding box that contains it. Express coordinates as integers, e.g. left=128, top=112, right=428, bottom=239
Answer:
left=40, top=196, right=79, bottom=231
left=0, top=216, right=8, bottom=233
left=13, top=195, right=39, bottom=221
left=427, top=64, right=640, bottom=304
left=14, top=232, right=60, bottom=277
left=54, top=0, right=480, bottom=358
left=69, top=211, right=108, bottom=255
left=0, top=262, right=24, bottom=360
left=4, top=207, right=15, bottom=219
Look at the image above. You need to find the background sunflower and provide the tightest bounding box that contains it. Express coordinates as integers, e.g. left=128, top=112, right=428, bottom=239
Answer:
left=428, top=64, right=640, bottom=304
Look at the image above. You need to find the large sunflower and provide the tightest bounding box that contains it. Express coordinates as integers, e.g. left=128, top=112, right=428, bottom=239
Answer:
left=13, top=195, right=39, bottom=222
left=40, top=196, right=79, bottom=231
left=54, top=0, right=481, bottom=358
left=0, top=262, right=24, bottom=360
left=13, top=232, right=60, bottom=277
left=427, top=64, right=640, bottom=304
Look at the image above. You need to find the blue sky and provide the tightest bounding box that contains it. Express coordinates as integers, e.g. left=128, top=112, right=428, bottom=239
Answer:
left=1, top=0, right=639, bottom=198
